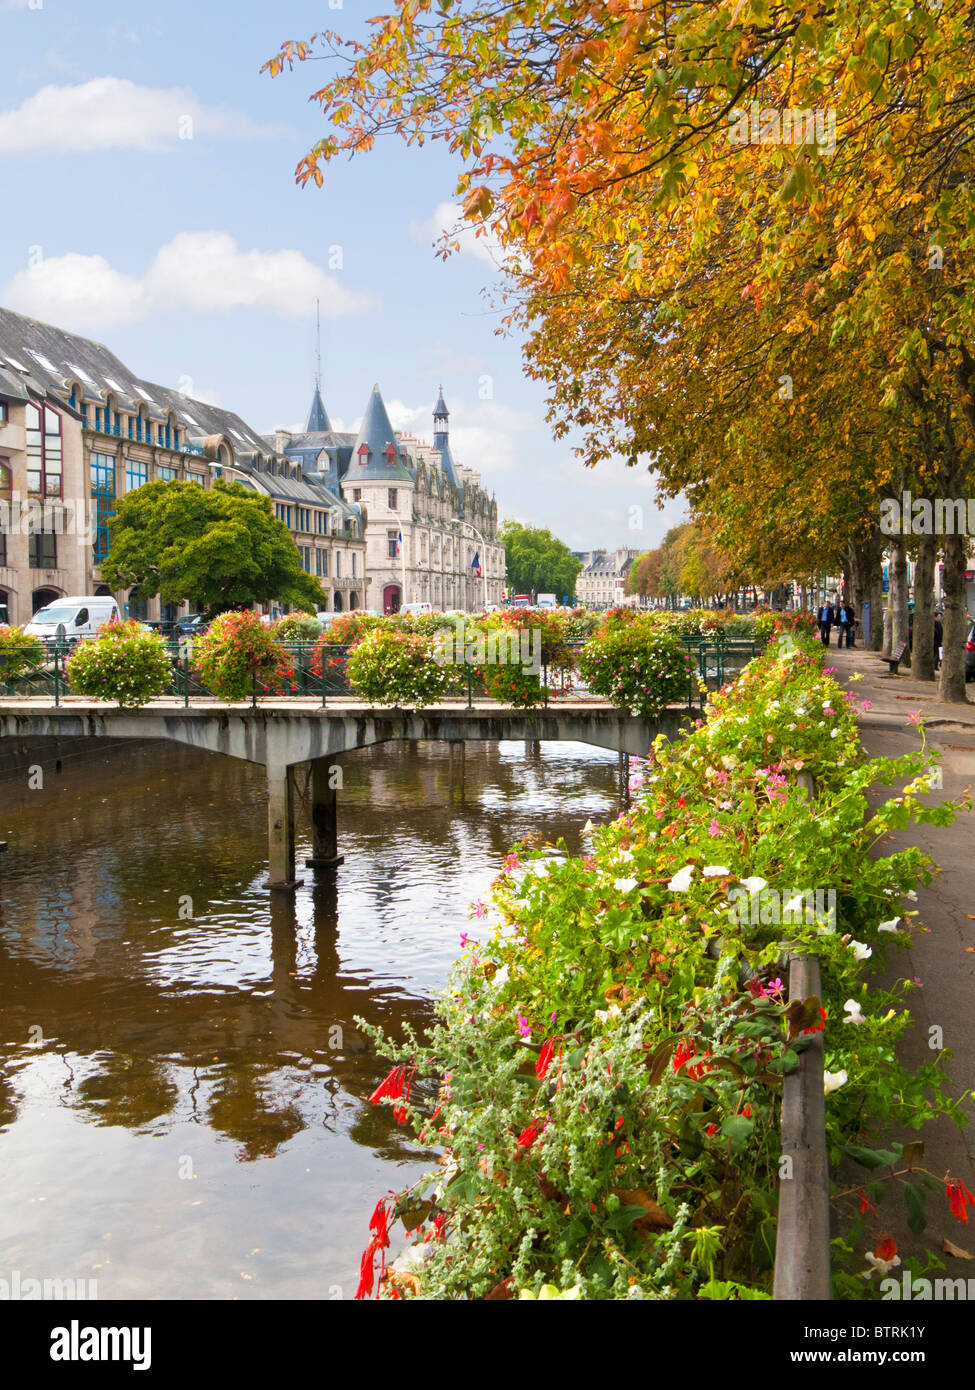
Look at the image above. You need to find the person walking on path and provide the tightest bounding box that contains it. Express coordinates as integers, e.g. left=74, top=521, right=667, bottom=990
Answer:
left=816, top=600, right=835, bottom=646
left=837, top=597, right=856, bottom=648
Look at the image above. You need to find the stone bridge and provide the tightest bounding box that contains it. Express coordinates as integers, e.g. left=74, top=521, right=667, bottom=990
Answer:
left=0, top=698, right=694, bottom=888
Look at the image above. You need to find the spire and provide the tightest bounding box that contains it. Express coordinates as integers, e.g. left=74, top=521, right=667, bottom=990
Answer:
left=433, top=386, right=459, bottom=489
left=306, top=385, right=331, bottom=433
left=344, top=383, right=411, bottom=482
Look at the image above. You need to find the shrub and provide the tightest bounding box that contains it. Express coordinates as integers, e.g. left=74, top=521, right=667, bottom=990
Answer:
left=193, top=610, right=289, bottom=702
left=320, top=611, right=384, bottom=646
left=273, top=613, right=323, bottom=642
left=753, top=608, right=818, bottom=643
left=485, top=607, right=575, bottom=670
left=0, top=624, right=45, bottom=680
left=66, top=620, right=172, bottom=708
left=345, top=628, right=457, bottom=706
left=578, top=620, right=695, bottom=716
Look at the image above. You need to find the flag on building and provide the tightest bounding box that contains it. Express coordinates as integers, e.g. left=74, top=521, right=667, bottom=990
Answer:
left=396, top=530, right=402, bottom=557
left=471, top=551, right=481, bottom=578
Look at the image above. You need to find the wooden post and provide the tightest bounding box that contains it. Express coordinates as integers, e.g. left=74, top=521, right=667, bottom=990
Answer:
left=305, top=758, right=344, bottom=869
left=267, top=763, right=301, bottom=889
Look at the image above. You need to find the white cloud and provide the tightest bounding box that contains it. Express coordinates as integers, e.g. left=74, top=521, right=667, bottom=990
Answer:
left=410, top=201, right=506, bottom=268
left=0, top=77, right=280, bottom=155
left=384, top=396, right=535, bottom=475
left=3, top=233, right=376, bottom=333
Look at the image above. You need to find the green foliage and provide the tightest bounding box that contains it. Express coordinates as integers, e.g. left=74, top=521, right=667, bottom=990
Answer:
left=273, top=613, right=323, bottom=642
left=499, top=521, right=582, bottom=601
left=193, top=610, right=289, bottom=703
left=578, top=617, right=695, bottom=716
left=66, top=620, right=172, bottom=708
left=345, top=628, right=457, bottom=707
left=355, top=638, right=965, bottom=1300
left=99, top=479, right=326, bottom=616
left=0, top=624, right=45, bottom=679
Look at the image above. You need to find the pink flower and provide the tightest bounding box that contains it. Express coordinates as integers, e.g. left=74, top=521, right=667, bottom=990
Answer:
left=474, top=900, right=487, bottom=919
left=761, top=978, right=785, bottom=999
left=860, top=700, right=873, bottom=711
left=517, top=1014, right=531, bottom=1040
left=708, top=817, right=721, bottom=837
left=908, top=710, right=922, bottom=725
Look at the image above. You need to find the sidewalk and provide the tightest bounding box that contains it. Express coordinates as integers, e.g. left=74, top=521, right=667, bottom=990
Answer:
left=825, top=639, right=975, bottom=1267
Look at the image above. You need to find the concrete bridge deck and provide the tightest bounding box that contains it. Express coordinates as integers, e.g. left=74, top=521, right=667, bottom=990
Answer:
left=0, top=697, right=696, bottom=888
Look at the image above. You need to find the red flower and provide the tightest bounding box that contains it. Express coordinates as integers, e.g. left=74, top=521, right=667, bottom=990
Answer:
left=946, top=1177, right=975, bottom=1224
left=354, top=1198, right=393, bottom=1300
left=536, top=1036, right=561, bottom=1080
left=802, top=1007, right=827, bottom=1035
left=368, top=1064, right=414, bottom=1124
left=875, top=1233, right=898, bottom=1263
left=516, top=1117, right=543, bottom=1149
left=859, top=1189, right=878, bottom=1217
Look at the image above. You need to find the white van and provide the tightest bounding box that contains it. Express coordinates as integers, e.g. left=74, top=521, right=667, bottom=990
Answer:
left=25, top=595, right=120, bottom=647
left=401, top=601, right=434, bottom=615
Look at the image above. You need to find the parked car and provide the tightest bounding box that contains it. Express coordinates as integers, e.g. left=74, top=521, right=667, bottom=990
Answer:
left=172, top=613, right=209, bottom=636
left=966, top=622, right=975, bottom=681
left=401, top=601, right=434, bottom=615
left=25, top=595, right=120, bottom=647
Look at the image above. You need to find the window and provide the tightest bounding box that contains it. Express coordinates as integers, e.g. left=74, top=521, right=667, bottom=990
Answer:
left=157, top=465, right=177, bottom=482
left=275, top=503, right=292, bottom=526
left=26, top=402, right=63, bottom=499
left=300, top=545, right=312, bottom=572
left=0, top=460, right=10, bottom=566
left=351, top=552, right=357, bottom=577
left=353, top=488, right=362, bottom=502
left=91, top=453, right=116, bottom=562
left=297, top=507, right=312, bottom=532
left=335, top=550, right=341, bottom=578
left=29, top=531, right=57, bottom=569
left=0, top=401, right=7, bottom=424
left=125, top=458, right=148, bottom=492
left=315, top=511, right=328, bottom=535
left=388, top=489, right=398, bottom=510
left=186, top=473, right=204, bottom=486
left=316, top=549, right=328, bottom=577
left=387, top=530, right=399, bottom=559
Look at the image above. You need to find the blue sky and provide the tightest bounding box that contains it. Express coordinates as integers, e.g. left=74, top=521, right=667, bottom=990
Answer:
left=0, top=0, right=687, bottom=551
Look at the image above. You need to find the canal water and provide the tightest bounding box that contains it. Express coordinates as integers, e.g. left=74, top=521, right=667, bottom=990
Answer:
left=0, top=738, right=620, bottom=1299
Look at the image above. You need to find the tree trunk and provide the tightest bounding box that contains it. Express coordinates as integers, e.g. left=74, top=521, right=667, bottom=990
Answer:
left=890, top=537, right=909, bottom=653
left=911, top=531, right=936, bottom=681
left=939, top=529, right=969, bottom=703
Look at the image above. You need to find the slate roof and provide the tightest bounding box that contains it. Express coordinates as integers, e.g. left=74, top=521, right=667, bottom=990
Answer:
left=306, top=386, right=331, bottom=433
left=342, top=384, right=413, bottom=484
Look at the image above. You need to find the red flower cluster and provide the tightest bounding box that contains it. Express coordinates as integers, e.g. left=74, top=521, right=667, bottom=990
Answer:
left=516, top=1117, right=544, bottom=1149
left=946, top=1176, right=975, bottom=1224
left=369, top=1064, right=415, bottom=1124
left=535, top=1036, right=563, bottom=1082
left=673, top=1040, right=712, bottom=1080
left=354, top=1198, right=391, bottom=1300
left=802, top=1007, right=827, bottom=1035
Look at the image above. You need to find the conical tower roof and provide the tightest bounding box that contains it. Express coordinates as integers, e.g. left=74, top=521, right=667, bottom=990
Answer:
left=306, top=385, right=331, bottom=433
left=344, top=384, right=412, bottom=482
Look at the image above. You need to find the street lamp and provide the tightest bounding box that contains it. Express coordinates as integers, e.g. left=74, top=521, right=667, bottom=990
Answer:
left=450, top=517, right=488, bottom=610
left=387, top=509, right=408, bottom=611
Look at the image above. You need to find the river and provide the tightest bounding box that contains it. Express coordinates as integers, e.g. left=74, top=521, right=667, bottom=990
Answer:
left=0, top=737, right=620, bottom=1299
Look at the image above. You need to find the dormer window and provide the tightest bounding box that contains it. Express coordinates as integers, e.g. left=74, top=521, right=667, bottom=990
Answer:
left=384, top=442, right=397, bottom=466
left=358, top=443, right=370, bottom=463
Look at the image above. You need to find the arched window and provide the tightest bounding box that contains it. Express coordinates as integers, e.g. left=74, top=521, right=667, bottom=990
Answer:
left=0, top=460, right=11, bottom=567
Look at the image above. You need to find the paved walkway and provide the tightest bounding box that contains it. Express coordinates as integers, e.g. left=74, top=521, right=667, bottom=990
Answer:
left=825, top=640, right=975, bottom=1265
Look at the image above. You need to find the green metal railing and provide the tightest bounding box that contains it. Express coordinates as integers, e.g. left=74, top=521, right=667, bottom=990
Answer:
left=0, top=633, right=766, bottom=710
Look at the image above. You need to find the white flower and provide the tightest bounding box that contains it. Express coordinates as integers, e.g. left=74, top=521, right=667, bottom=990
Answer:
left=795, top=707, right=806, bottom=715
left=843, top=999, right=865, bottom=1026
left=905, top=890, right=918, bottom=901
left=824, top=1069, right=848, bottom=1094
left=489, top=964, right=509, bottom=989
left=878, top=918, right=901, bottom=933
left=702, top=865, right=731, bottom=877
left=615, top=848, right=634, bottom=863
left=739, top=876, right=768, bottom=894
left=766, top=700, right=780, bottom=712
left=720, top=755, right=738, bottom=770
left=863, top=1251, right=901, bottom=1278
left=782, top=893, right=805, bottom=917
left=830, top=729, right=839, bottom=739
left=667, top=865, right=695, bottom=892
left=613, top=877, right=640, bottom=894
left=594, top=1004, right=622, bottom=1023
left=850, top=940, right=873, bottom=962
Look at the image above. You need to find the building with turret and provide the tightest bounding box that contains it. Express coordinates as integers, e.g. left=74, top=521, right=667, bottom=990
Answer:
left=271, top=384, right=504, bottom=613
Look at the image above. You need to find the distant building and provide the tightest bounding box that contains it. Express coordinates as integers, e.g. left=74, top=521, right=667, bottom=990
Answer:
left=576, top=547, right=643, bottom=609
left=0, top=307, right=365, bottom=624
left=271, top=384, right=504, bottom=614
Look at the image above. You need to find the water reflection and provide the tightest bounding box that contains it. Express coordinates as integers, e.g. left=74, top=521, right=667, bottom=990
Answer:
left=0, top=737, right=619, bottom=1296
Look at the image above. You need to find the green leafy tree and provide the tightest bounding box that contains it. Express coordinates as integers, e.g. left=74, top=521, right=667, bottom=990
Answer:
left=100, top=479, right=325, bottom=617
left=500, top=521, right=582, bottom=602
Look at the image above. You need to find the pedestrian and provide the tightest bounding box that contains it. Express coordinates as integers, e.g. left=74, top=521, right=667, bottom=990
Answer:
left=837, top=597, right=856, bottom=648
left=933, top=609, right=943, bottom=671
left=816, top=599, right=834, bottom=646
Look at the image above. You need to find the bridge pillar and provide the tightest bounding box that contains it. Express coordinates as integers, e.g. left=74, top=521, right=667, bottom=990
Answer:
left=306, top=758, right=344, bottom=869
left=267, top=763, right=301, bottom=890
